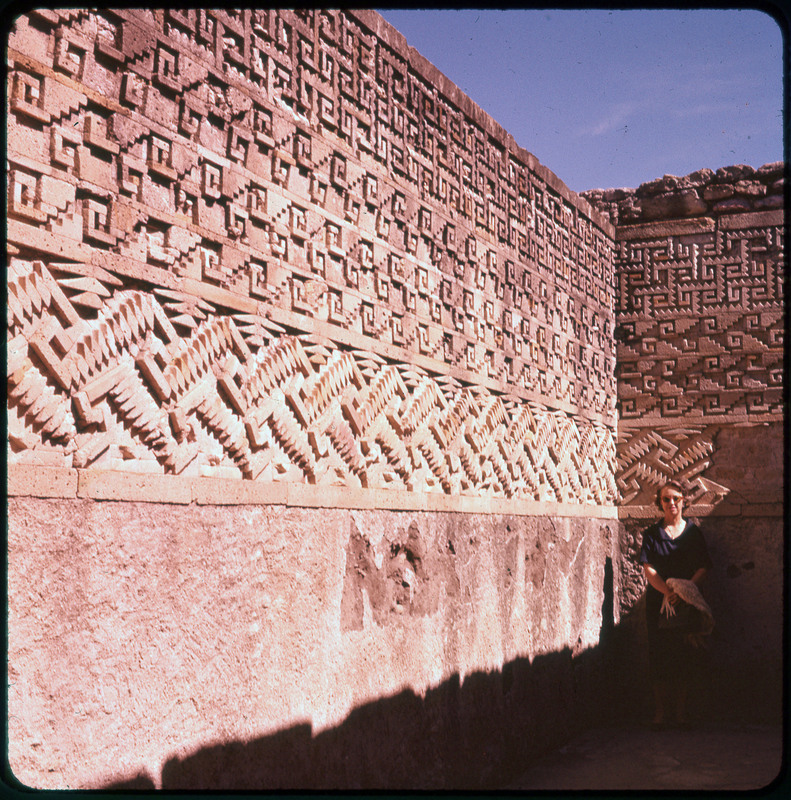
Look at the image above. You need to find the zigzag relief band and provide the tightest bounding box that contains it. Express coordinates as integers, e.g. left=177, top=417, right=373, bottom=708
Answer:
left=7, top=9, right=782, bottom=518
left=615, top=425, right=730, bottom=508
left=8, top=258, right=617, bottom=505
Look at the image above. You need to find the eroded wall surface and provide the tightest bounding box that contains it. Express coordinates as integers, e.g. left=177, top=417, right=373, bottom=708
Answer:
left=7, top=9, right=621, bottom=789
left=585, top=166, right=785, bottom=719
left=8, top=498, right=618, bottom=789
left=7, top=7, right=785, bottom=788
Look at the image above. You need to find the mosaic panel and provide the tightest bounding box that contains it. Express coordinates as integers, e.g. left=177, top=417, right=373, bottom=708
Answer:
left=8, top=258, right=617, bottom=504
left=615, top=220, right=784, bottom=420
left=7, top=9, right=616, bottom=427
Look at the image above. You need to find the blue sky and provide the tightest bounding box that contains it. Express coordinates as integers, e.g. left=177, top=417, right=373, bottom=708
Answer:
left=376, top=9, right=784, bottom=193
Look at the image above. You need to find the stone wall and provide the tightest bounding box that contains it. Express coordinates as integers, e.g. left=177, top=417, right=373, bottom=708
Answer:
left=8, top=8, right=616, bottom=501
left=7, top=9, right=621, bottom=789
left=5, top=6, right=785, bottom=789
left=8, top=497, right=619, bottom=789
left=583, top=167, right=785, bottom=721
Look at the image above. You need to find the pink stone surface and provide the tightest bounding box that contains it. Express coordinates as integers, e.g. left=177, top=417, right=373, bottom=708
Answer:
left=5, top=7, right=784, bottom=790
left=8, top=497, right=619, bottom=788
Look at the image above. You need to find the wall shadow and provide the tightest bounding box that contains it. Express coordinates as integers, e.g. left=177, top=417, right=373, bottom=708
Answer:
left=605, top=588, right=782, bottom=729
left=102, top=558, right=755, bottom=791
left=102, top=559, right=627, bottom=791
left=153, top=647, right=611, bottom=791
left=99, top=773, right=157, bottom=790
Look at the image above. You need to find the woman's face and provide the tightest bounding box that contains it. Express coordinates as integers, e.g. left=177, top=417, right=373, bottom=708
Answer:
left=660, top=487, right=684, bottom=517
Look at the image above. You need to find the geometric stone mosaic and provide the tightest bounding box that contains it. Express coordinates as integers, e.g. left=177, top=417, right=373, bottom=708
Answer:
left=8, top=258, right=617, bottom=504
left=610, top=205, right=784, bottom=512
left=7, top=8, right=623, bottom=508
left=6, top=7, right=617, bottom=423
left=616, top=424, right=730, bottom=507
left=615, top=220, right=784, bottom=420
left=6, top=9, right=784, bottom=513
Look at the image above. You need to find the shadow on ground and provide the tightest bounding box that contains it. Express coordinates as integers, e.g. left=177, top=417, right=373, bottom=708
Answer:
left=108, top=643, right=615, bottom=790
left=102, top=558, right=776, bottom=790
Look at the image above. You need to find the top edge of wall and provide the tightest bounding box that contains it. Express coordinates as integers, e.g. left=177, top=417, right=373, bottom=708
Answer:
left=6, top=463, right=620, bottom=519
left=348, top=10, right=615, bottom=238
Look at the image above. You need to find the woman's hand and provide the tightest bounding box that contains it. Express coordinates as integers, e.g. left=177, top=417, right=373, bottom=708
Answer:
left=659, top=589, right=680, bottom=618
left=644, top=564, right=679, bottom=602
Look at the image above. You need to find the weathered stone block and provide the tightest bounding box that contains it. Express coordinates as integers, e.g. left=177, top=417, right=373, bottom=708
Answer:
left=703, top=184, right=734, bottom=201
left=77, top=470, right=192, bottom=503
left=8, top=464, right=78, bottom=498
left=640, top=189, right=708, bottom=219
left=715, top=164, right=756, bottom=182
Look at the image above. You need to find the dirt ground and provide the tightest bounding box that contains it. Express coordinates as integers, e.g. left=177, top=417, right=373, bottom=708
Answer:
left=507, top=722, right=785, bottom=791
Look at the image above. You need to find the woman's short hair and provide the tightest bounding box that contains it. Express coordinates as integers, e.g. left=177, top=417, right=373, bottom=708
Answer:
left=655, top=479, right=689, bottom=510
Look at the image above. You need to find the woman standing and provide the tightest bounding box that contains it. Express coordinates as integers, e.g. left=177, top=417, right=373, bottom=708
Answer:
left=639, top=479, right=713, bottom=729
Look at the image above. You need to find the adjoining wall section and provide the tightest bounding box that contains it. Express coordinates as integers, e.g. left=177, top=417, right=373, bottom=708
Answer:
left=7, top=9, right=621, bottom=789
left=584, top=166, right=785, bottom=721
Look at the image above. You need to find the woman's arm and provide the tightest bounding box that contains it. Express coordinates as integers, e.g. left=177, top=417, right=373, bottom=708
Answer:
left=643, top=563, right=680, bottom=604
left=690, top=567, right=707, bottom=586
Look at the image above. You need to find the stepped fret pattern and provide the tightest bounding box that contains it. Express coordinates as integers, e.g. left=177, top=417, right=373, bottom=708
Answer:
left=616, top=223, right=784, bottom=420
left=8, top=10, right=783, bottom=511
left=7, top=8, right=617, bottom=424
left=8, top=258, right=617, bottom=504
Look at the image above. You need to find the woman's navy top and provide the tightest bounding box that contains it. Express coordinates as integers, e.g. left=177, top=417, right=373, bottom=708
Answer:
left=639, top=519, right=712, bottom=625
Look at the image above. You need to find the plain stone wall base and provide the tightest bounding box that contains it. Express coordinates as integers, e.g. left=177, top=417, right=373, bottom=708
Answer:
left=8, top=497, right=622, bottom=790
